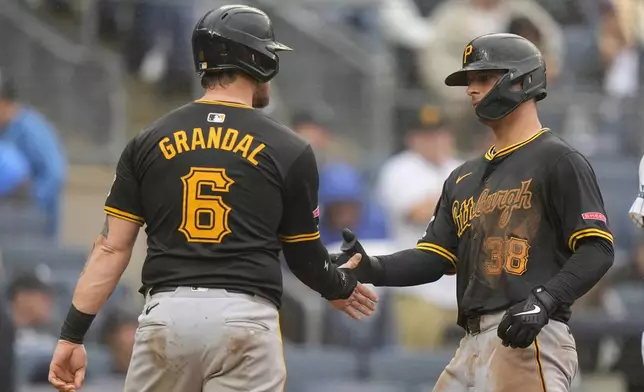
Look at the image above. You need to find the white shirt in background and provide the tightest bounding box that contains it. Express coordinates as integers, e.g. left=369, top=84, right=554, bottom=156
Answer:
left=376, top=151, right=462, bottom=310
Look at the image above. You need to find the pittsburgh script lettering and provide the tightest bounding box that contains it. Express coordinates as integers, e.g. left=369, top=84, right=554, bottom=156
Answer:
left=452, top=179, right=533, bottom=237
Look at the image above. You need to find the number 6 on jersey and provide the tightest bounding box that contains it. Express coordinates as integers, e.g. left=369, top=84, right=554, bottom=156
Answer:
left=180, top=167, right=234, bottom=243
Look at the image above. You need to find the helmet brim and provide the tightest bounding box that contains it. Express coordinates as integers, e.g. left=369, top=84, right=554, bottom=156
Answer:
left=444, top=63, right=508, bottom=86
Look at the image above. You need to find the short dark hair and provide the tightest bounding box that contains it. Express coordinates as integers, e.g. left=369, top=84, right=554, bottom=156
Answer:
left=7, top=273, right=52, bottom=300
left=201, top=70, right=240, bottom=89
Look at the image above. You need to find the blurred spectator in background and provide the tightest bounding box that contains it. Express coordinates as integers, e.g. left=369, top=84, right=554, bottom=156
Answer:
left=418, top=0, right=562, bottom=103
left=377, top=105, right=462, bottom=249
left=0, top=140, right=30, bottom=201
left=376, top=105, right=462, bottom=349
left=318, top=162, right=389, bottom=245
left=7, top=273, right=57, bottom=350
left=597, top=0, right=644, bottom=100
left=0, top=69, right=67, bottom=239
left=378, top=0, right=443, bottom=86
left=125, top=0, right=196, bottom=95
left=291, top=112, right=361, bottom=168
left=99, top=308, right=138, bottom=376
left=291, top=111, right=362, bottom=169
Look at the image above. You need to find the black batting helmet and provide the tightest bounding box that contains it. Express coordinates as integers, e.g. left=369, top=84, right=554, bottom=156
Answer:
left=445, top=33, right=547, bottom=121
left=192, top=5, right=292, bottom=84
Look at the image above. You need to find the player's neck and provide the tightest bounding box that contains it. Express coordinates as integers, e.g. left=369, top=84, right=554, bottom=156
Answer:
left=200, top=84, right=253, bottom=107
left=489, top=106, right=542, bottom=151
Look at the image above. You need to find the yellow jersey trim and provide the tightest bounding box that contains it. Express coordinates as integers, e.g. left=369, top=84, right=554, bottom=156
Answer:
left=194, top=99, right=252, bottom=109
left=568, top=228, right=614, bottom=251
left=280, top=231, right=321, bottom=243
left=104, top=207, right=145, bottom=226
left=416, top=242, right=457, bottom=268
left=485, top=129, right=549, bottom=161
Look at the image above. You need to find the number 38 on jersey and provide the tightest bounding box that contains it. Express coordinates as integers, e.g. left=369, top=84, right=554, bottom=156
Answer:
left=179, top=167, right=235, bottom=243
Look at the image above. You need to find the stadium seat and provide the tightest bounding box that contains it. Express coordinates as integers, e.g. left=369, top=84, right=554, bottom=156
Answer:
left=305, top=380, right=406, bottom=392
left=283, top=345, right=359, bottom=392
left=0, top=203, right=47, bottom=236
left=0, top=245, right=88, bottom=281
left=589, top=156, right=638, bottom=252
left=369, top=348, right=453, bottom=386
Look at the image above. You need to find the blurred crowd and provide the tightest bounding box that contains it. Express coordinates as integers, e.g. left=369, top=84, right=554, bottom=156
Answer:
left=1, top=0, right=644, bottom=391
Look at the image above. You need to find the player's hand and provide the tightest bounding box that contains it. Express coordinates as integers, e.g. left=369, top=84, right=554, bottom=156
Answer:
left=331, top=253, right=379, bottom=320
left=48, top=340, right=87, bottom=392
left=497, top=287, right=557, bottom=349
left=332, top=228, right=384, bottom=285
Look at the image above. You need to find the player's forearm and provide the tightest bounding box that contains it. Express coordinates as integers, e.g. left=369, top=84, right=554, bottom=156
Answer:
left=72, top=235, right=132, bottom=314
left=374, top=248, right=452, bottom=287
left=60, top=216, right=139, bottom=344
left=543, top=238, right=614, bottom=306
left=282, top=239, right=353, bottom=299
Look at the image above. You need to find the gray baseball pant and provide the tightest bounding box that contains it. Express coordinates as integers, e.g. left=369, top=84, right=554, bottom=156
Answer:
left=123, top=287, right=286, bottom=392
left=433, top=311, right=578, bottom=392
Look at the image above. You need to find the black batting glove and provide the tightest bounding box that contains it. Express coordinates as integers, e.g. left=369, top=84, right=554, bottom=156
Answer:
left=497, top=286, right=558, bottom=349
left=322, top=268, right=358, bottom=301
left=332, top=228, right=385, bottom=285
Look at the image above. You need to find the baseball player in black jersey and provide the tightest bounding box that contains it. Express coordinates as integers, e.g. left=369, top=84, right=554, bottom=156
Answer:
left=48, top=5, right=377, bottom=392
left=336, top=33, right=614, bottom=392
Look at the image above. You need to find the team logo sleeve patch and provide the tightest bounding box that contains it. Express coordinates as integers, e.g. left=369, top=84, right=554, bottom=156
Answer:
left=581, top=212, right=607, bottom=223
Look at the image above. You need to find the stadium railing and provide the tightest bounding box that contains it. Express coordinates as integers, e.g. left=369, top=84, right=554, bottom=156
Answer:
left=0, top=0, right=127, bottom=165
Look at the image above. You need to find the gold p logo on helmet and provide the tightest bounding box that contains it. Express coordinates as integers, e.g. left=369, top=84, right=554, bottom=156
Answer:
left=463, top=45, right=473, bottom=65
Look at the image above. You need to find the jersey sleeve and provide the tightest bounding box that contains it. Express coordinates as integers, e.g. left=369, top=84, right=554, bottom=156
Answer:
left=278, top=145, right=321, bottom=243
left=549, top=152, right=613, bottom=251
left=416, top=180, right=458, bottom=274
left=104, top=139, right=145, bottom=226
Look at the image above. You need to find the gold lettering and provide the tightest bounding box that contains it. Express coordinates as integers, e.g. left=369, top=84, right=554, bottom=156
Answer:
left=494, top=191, right=508, bottom=211
left=453, top=178, right=535, bottom=235
left=247, top=143, right=265, bottom=166
left=233, top=134, right=254, bottom=158
left=519, top=180, right=533, bottom=208
left=191, top=128, right=206, bottom=151
left=221, top=128, right=239, bottom=151
left=463, top=45, right=473, bottom=64
left=207, top=127, right=222, bottom=149
left=174, top=131, right=190, bottom=154
left=159, top=137, right=176, bottom=160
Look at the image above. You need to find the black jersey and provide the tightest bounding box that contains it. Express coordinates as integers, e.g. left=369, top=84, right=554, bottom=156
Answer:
left=105, top=99, right=322, bottom=307
left=417, top=129, right=613, bottom=327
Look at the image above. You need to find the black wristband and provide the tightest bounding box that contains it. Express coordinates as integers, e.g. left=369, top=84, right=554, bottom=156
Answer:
left=59, top=305, right=96, bottom=344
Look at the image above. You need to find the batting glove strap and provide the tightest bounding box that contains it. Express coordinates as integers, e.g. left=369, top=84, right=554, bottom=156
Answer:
left=532, top=286, right=558, bottom=316
left=322, top=269, right=357, bottom=301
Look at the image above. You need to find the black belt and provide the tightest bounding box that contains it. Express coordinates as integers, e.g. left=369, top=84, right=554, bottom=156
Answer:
left=465, top=315, right=481, bottom=335
left=147, top=286, right=251, bottom=296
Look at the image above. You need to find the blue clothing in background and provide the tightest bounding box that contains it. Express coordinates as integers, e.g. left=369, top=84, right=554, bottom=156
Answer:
left=318, top=163, right=389, bottom=245
left=0, top=141, right=29, bottom=197
left=0, top=107, right=67, bottom=237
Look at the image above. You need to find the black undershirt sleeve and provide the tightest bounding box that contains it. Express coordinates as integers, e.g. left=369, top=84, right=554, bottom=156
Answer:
left=544, top=237, right=614, bottom=306
left=374, top=248, right=453, bottom=287
left=279, top=146, right=353, bottom=300
left=544, top=151, right=615, bottom=305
